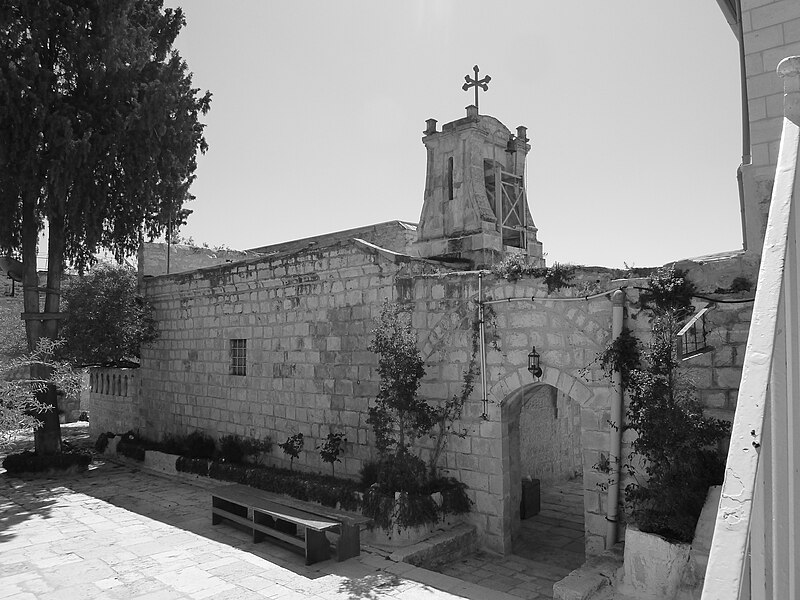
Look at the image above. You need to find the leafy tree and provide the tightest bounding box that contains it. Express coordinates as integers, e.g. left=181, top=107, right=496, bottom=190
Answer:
left=0, top=339, right=83, bottom=453
left=613, top=268, right=729, bottom=542
left=60, top=263, right=157, bottom=366
left=0, top=1, right=210, bottom=454
left=367, top=301, right=434, bottom=456
left=624, top=312, right=730, bottom=542
left=279, top=433, right=304, bottom=471
left=0, top=296, right=26, bottom=360
left=317, top=431, right=346, bottom=476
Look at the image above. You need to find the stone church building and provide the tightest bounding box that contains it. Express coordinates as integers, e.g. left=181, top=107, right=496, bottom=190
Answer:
left=90, top=103, right=755, bottom=556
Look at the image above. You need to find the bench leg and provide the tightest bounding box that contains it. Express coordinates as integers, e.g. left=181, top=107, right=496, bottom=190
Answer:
left=305, top=529, right=331, bottom=565
left=336, top=524, right=360, bottom=561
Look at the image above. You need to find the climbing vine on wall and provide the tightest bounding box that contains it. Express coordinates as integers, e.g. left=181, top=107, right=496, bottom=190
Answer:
left=490, top=254, right=575, bottom=293
left=428, top=301, right=499, bottom=475
left=597, top=327, right=640, bottom=389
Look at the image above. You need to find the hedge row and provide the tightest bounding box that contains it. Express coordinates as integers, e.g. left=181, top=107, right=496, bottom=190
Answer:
left=176, top=457, right=363, bottom=511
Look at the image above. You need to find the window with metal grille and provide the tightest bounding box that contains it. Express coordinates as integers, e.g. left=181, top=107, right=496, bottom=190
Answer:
left=230, top=339, right=246, bottom=376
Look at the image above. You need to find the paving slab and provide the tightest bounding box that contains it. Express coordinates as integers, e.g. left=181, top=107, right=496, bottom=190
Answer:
left=0, top=446, right=521, bottom=600
left=435, top=478, right=586, bottom=599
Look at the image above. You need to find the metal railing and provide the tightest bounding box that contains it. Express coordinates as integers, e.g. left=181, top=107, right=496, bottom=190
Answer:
left=702, top=57, right=800, bottom=600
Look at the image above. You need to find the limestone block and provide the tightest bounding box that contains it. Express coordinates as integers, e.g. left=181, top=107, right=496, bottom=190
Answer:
left=748, top=71, right=783, bottom=105
left=619, top=526, right=691, bottom=600
left=581, top=430, right=609, bottom=452
left=478, top=420, right=501, bottom=439
left=456, top=453, right=479, bottom=471
left=712, top=346, right=735, bottom=366
left=786, top=15, right=800, bottom=42
left=750, top=96, right=768, bottom=124
left=751, top=0, right=800, bottom=30
left=714, top=367, right=743, bottom=389
left=459, top=470, right=489, bottom=492
left=474, top=491, right=500, bottom=517
left=703, top=391, right=728, bottom=409
left=471, top=438, right=501, bottom=459
left=508, top=311, right=548, bottom=329
left=684, top=368, right=713, bottom=389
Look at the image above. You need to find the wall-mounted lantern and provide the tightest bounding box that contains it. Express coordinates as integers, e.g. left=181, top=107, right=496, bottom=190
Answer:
left=527, top=346, right=542, bottom=379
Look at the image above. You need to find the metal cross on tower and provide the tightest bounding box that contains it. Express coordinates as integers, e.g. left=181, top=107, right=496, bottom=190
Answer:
left=462, top=65, right=491, bottom=113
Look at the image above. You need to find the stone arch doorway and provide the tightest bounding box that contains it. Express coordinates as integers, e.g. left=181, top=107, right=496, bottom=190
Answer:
left=502, top=382, right=585, bottom=567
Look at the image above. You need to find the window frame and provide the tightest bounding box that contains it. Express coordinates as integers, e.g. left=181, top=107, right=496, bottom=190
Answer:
left=230, top=339, right=247, bottom=376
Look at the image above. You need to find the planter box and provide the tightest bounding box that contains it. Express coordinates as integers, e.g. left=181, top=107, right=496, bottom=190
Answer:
left=143, top=450, right=179, bottom=476
left=362, top=492, right=464, bottom=548
left=619, top=525, right=690, bottom=600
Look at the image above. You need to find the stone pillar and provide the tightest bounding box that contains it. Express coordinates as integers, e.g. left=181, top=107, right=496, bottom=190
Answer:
left=778, top=56, right=800, bottom=125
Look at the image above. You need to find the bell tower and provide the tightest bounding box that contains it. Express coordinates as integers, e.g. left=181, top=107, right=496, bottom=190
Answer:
left=414, top=103, right=544, bottom=267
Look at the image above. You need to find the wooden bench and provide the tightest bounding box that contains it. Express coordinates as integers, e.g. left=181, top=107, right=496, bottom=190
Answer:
left=211, top=484, right=368, bottom=565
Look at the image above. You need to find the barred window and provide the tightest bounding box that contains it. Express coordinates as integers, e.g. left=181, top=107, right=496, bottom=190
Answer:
left=230, top=339, right=246, bottom=376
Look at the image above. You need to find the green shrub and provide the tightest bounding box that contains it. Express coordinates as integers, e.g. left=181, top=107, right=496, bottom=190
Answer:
left=360, top=458, right=472, bottom=531
left=431, top=477, right=472, bottom=515
left=94, top=432, right=114, bottom=453
left=246, top=465, right=362, bottom=511
left=380, top=451, right=427, bottom=492
left=219, top=435, right=246, bottom=464
left=218, top=434, right=272, bottom=464
left=360, top=460, right=380, bottom=488
left=278, top=433, right=304, bottom=470
left=317, top=432, right=346, bottom=476
left=175, top=456, right=211, bottom=476
left=184, top=431, right=216, bottom=459
left=176, top=458, right=363, bottom=511
left=157, top=433, right=187, bottom=455
left=601, top=267, right=730, bottom=543
left=362, top=486, right=439, bottom=531
left=3, top=450, right=91, bottom=474
left=209, top=461, right=248, bottom=483
left=117, top=431, right=145, bottom=461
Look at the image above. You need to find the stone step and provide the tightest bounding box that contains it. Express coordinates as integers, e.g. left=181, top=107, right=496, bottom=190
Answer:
left=552, top=544, right=624, bottom=600
left=364, top=522, right=479, bottom=571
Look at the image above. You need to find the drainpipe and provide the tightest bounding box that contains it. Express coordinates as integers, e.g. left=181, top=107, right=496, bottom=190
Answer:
left=606, top=289, right=625, bottom=548
left=735, top=0, right=753, bottom=251
left=478, top=272, right=488, bottom=419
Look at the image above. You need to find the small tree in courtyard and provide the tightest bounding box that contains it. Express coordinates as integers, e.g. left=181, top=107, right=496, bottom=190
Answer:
left=601, top=267, right=731, bottom=542
left=279, top=433, right=304, bottom=471
left=317, top=431, right=347, bottom=476
left=364, top=301, right=471, bottom=531
left=367, top=300, right=435, bottom=456
left=60, top=263, right=158, bottom=366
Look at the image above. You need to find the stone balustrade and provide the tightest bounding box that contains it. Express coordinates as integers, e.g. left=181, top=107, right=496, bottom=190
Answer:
left=87, top=367, right=141, bottom=439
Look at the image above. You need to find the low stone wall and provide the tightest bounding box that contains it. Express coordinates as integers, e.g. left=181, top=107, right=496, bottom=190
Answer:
left=87, top=368, right=141, bottom=439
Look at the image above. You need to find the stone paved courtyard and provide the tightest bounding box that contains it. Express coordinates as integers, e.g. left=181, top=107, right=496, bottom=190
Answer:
left=435, top=479, right=585, bottom=599
left=0, top=463, right=519, bottom=600
left=0, top=425, right=589, bottom=600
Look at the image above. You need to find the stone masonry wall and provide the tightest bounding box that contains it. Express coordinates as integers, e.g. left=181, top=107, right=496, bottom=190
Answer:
left=141, top=243, right=253, bottom=277
left=138, top=242, right=401, bottom=476
left=131, top=247, right=755, bottom=555
left=741, top=0, right=800, bottom=246
left=519, top=387, right=582, bottom=484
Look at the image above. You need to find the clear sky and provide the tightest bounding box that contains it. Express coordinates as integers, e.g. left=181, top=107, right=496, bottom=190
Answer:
left=163, top=0, right=743, bottom=268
